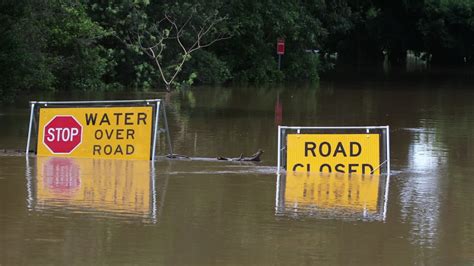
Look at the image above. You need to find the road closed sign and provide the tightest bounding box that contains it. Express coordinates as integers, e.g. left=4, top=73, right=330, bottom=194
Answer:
left=287, top=134, right=380, bottom=174
left=35, top=104, right=157, bottom=160
left=279, top=126, right=389, bottom=175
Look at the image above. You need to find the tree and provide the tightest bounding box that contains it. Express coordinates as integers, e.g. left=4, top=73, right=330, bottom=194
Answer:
left=418, top=0, right=474, bottom=65
left=111, top=2, right=231, bottom=91
left=0, top=0, right=54, bottom=102
left=0, top=0, right=111, bottom=103
left=47, top=1, right=112, bottom=91
left=212, top=0, right=327, bottom=83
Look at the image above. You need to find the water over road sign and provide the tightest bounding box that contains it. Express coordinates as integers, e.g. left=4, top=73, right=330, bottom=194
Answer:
left=29, top=100, right=163, bottom=160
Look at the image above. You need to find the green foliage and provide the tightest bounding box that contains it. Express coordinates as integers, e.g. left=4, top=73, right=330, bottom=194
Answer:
left=0, top=0, right=112, bottom=103
left=213, top=0, right=326, bottom=83
left=187, top=50, right=231, bottom=84
left=0, top=1, right=53, bottom=102
left=49, top=2, right=111, bottom=90
left=418, top=0, right=474, bottom=64
left=2, top=0, right=474, bottom=103
left=284, top=51, right=320, bottom=82
left=88, top=0, right=154, bottom=89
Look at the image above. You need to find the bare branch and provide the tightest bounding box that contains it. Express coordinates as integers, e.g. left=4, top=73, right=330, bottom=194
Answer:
left=122, top=8, right=231, bottom=91
left=190, top=34, right=231, bottom=53
left=178, top=12, right=194, bottom=37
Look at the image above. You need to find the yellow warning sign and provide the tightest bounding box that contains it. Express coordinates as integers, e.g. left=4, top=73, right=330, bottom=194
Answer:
left=287, top=134, right=380, bottom=174
left=35, top=157, right=151, bottom=215
left=284, top=171, right=380, bottom=212
left=37, top=106, right=153, bottom=160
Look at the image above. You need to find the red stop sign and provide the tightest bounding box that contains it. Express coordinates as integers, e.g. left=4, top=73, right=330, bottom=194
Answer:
left=43, top=115, right=83, bottom=154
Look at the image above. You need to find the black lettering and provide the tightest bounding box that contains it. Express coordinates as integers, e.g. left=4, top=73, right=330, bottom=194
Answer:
left=114, top=145, right=123, bottom=155
left=362, top=164, right=374, bottom=174
left=320, top=164, right=331, bottom=173
left=113, top=113, right=123, bottom=125
left=348, top=164, right=358, bottom=174
left=94, top=129, right=103, bottom=140
left=137, top=112, right=147, bottom=125
left=127, top=129, right=135, bottom=139
left=104, top=145, right=112, bottom=155
left=85, top=113, right=97, bottom=126
left=99, top=114, right=111, bottom=125
left=350, top=142, right=362, bottom=157
left=116, top=129, right=124, bottom=140
left=126, top=145, right=135, bottom=155
left=333, top=142, right=347, bottom=157
left=125, top=112, right=133, bottom=125
left=335, top=164, right=345, bottom=173
left=105, top=129, right=114, bottom=139
left=292, top=163, right=304, bottom=171
left=305, top=142, right=316, bottom=157
left=93, top=145, right=101, bottom=155
left=319, top=142, right=331, bottom=157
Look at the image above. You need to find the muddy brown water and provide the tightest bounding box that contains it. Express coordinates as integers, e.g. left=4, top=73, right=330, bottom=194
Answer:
left=1, top=74, right=474, bottom=264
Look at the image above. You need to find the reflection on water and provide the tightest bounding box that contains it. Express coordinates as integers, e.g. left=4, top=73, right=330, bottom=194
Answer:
left=400, top=123, right=447, bottom=246
left=26, top=157, right=164, bottom=222
left=276, top=171, right=390, bottom=221
left=407, top=122, right=447, bottom=172
left=274, top=94, right=283, bottom=126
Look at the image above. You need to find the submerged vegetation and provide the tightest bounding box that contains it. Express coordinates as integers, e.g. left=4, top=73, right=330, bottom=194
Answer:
left=1, top=0, right=473, bottom=102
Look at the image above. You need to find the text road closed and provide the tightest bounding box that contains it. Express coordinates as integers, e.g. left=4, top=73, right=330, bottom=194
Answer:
left=286, top=134, right=381, bottom=174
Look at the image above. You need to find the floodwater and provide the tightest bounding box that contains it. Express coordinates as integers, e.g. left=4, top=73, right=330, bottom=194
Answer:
left=1, top=71, right=474, bottom=265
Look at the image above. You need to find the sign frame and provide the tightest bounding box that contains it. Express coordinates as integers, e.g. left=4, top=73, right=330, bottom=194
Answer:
left=25, top=99, right=171, bottom=161
left=277, top=126, right=390, bottom=175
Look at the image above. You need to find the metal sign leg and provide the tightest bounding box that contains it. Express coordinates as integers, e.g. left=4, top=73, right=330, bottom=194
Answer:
left=162, top=104, right=173, bottom=156
left=25, top=102, right=36, bottom=156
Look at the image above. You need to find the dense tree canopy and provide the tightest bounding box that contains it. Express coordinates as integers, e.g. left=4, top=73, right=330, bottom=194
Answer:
left=0, top=0, right=473, bottom=102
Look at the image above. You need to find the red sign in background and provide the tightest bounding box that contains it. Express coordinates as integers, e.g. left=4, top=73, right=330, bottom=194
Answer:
left=277, top=38, right=285, bottom=55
